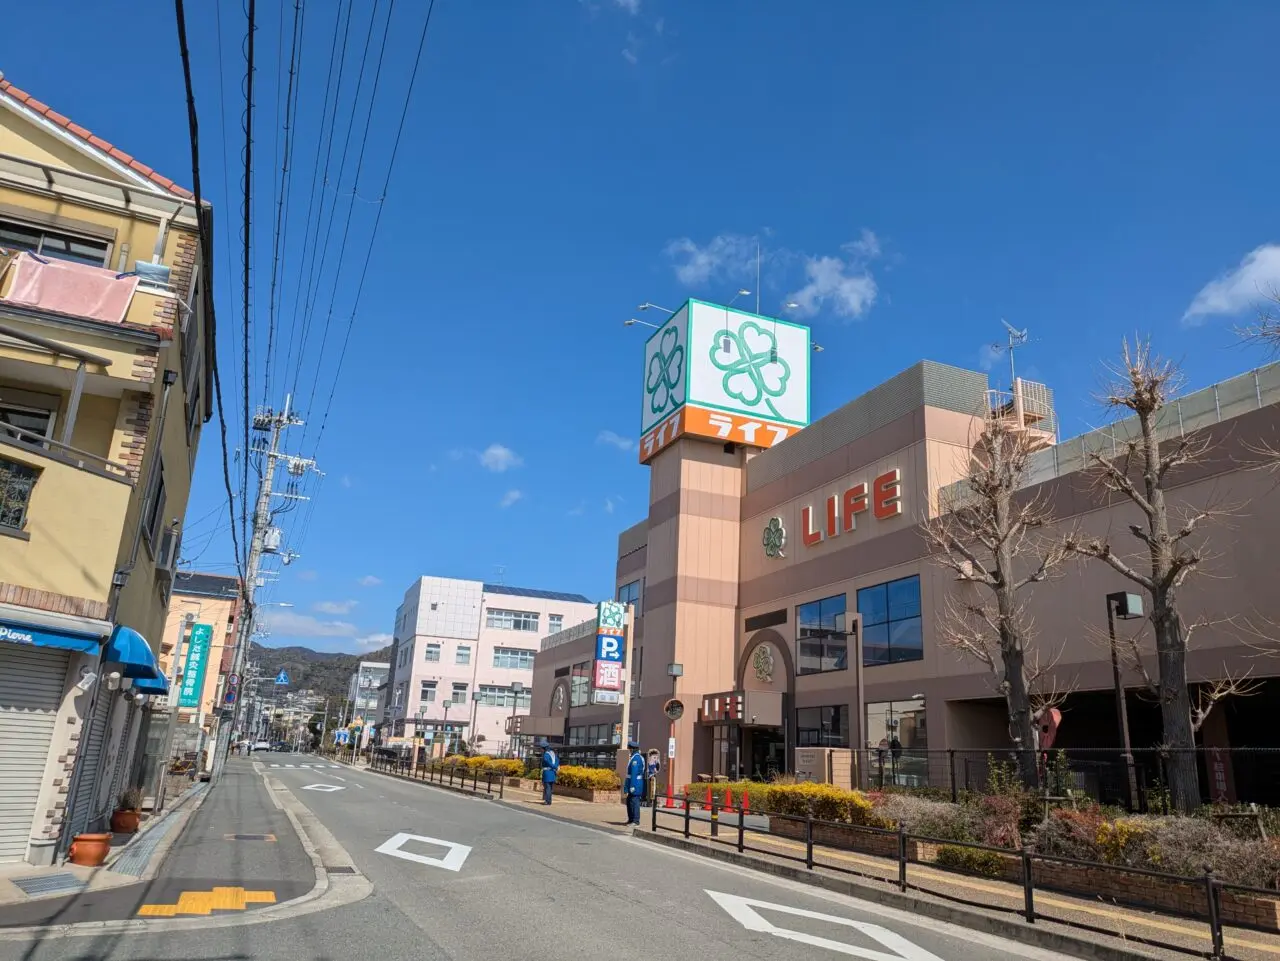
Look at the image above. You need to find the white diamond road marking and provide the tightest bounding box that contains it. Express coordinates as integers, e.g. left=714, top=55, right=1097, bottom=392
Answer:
left=706, top=891, right=943, bottom=961
left=301, top=783, right=345, bottom=793
left=374, top=833, right=471, bottom=872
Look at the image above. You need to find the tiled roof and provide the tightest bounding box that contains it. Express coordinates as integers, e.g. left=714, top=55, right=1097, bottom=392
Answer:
left=0, top=73, right=193, bottom=200
left=482, top=584, right=592, bottom=604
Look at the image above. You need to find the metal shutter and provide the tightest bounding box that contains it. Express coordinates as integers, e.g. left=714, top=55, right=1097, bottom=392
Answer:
left=64, top=678, right=112, bottom=840
left=0, top=645, right=68, bottom=863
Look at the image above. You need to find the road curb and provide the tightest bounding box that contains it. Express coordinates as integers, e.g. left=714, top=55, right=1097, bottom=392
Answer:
left=0, top=764, right=371, bottom=939
left=109, top=781, right=211, bottom=881
left=492, top=797, right=632, bottom=837
left=632, top=830, right=1165, bottom=961
left=362, top=764, right=495, bottom=801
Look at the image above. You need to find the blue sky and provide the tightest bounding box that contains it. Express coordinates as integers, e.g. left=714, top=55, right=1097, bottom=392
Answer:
left=4, top=2, right=1280, bottom=652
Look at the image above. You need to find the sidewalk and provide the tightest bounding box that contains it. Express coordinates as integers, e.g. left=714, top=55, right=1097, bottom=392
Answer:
left=0, top=758, right=315, bottom=927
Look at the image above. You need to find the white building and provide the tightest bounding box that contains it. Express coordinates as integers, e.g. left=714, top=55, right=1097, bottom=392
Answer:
left=385, top=578, right=595, bottom=754
left=346, top=661, right=388, bottom=748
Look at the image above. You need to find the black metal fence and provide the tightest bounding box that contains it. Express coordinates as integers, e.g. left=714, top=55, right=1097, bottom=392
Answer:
left=367, top=752, right=507, bottom=798
left=654, top=794, right=1276, bottom=959
left=851, top=747, right=1280, bottom=813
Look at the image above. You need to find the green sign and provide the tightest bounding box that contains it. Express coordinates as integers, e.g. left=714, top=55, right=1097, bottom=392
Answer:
left=178, top=623, right=214, bottom=709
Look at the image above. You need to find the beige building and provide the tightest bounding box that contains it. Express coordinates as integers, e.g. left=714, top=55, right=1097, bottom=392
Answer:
left=530, top=298, right=1280, bottom=810
left=0, top=74, right=213, bottom=863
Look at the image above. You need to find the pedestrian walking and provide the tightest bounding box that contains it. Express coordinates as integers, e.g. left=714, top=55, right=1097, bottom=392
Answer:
left=623, top=740, right=645, bottom=825
left=538, top=739, right=559, bottom=805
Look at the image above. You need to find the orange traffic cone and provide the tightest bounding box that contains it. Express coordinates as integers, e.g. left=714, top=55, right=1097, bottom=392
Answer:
left=704, top=785, right=712, bottom=809
left=742, top=791, right=750, bottom=814
left=665, top=782, right=674, bottom=809
left=725, top=787, right=734, bottom=813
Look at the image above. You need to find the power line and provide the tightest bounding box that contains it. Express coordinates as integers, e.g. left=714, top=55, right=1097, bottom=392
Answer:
left=240, top=0, right=257, bottom=560
left=173, top=0, right=245, bottom=579
left=311, top=0, right=438, bottom=452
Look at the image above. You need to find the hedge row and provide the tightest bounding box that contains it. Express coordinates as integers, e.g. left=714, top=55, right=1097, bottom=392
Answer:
left=422, top=755, right=523, bottom=779
left=683, top=781, right=880, bottom=824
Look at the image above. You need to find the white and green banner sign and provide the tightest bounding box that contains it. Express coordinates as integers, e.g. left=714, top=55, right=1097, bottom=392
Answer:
left=178, top=622, right=214, bottom=709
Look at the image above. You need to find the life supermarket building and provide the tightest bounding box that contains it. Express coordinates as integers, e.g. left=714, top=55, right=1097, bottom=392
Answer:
left=527, top=299, right=1280, bottom=805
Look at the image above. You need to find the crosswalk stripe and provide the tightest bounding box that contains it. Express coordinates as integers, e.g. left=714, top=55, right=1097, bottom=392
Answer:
left=286, top=764, right=296, bottom=768
left=269, top=764, right=279, bottom=768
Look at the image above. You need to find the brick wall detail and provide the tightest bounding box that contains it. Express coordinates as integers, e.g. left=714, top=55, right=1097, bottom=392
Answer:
left=117, top=391, right=155, bottom=482
left=0, top=583, right=108, bottom=620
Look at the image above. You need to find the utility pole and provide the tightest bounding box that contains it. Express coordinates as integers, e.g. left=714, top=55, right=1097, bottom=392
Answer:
left=212, top=395, right=314, bottom=779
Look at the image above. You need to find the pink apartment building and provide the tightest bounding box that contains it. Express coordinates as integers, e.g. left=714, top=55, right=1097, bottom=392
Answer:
left=383, top=577, right=596, bottom=754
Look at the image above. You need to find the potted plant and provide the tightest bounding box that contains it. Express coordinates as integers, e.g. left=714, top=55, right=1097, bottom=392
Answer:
left=110, top=786, right=144, bottom=834
left=67, top=832, right=112, bottom=867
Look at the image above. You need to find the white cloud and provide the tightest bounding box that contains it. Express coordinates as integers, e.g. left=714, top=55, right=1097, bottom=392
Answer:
left=479, top=443, right=522, bottom=472
left=357, top=575, right=382, bottom=587
left=340, top=475, right=353, bottom=489
left=978, top=343, right=1003, bottom=372
left=614, top=0, right=640, bottom=11
left=597, top=429, right=634, bottom=451
left=500, top=489, right=524, bottom=508
left=622, top=44, right=638, bottom=65
left=313, top=599, right=357, bottom=615
left=654, top=16, right=664, bottom=34
left=567, top=502, right=586, bottom=516
left=261, top=609, right=359, bottom=638
left=788, top=243, right=879, bottom=321
left=604, top=497, right=616, bottom=515
left=296, top=569, right=318, bottom=582
left=664, top=233, right=757, bottom=287
left=1183, top=243, right=1280, bottom=326
left=355, top=632, right=393, bottom=650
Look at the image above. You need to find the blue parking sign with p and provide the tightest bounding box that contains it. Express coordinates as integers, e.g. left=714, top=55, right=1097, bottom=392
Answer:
left=595, top=633, right=624, bottom=663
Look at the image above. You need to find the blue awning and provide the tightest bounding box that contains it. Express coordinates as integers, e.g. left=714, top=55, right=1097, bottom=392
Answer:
left=103, top=625, right=162, bottom=680
left=0, top=620, right=103, bottom=654
left=133, top=674, right=170, bottom=695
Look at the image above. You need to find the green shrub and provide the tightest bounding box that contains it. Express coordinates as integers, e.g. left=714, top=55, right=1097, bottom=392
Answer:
left=483, top=758, right=523, bottom=778
left=763, top=783, right=883, bottom=825
left=935, top=844, right=1009, bottom=878
left=681, top=782, right=763, bottom=809
left=557, top=765, right=621, bottom=790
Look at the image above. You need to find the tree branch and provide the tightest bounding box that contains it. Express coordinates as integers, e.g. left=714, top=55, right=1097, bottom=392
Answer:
left=1064, top=535, right=1157, bottom=592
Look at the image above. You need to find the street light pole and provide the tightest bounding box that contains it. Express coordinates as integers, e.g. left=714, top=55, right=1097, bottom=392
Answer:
left=1107, top=591, right=1144, bottom=809
left=510, top=681, right=524, bottom=758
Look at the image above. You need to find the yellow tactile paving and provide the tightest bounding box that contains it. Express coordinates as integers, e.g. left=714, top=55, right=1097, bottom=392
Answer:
left=136, top=886, right=277, bottom=917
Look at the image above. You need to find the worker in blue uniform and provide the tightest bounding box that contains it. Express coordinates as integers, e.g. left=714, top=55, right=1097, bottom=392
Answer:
left=623, top=740, right=646, bottom=825
left=538, top=739, right=559, bottom=805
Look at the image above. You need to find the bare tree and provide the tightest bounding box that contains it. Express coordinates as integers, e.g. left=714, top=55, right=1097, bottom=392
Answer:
left=1237, top=291, right=1280, bottom=353
left=1064, top=339, right=1249, bottom=813
left=927, top=412, right=1071, bottom=789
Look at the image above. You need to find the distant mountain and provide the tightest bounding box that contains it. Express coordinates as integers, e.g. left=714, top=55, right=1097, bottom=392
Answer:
left=249, top=641, right=393, bottom=702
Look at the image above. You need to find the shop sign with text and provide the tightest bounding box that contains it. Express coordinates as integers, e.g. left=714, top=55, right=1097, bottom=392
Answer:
left=799, top=468, right=904, bottom=549
left=593, top=660, right=623, bottom=691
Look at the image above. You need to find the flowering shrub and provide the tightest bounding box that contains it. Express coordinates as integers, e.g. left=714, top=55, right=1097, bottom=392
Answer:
left=483, top=758, right=523, bottom=778
left=1096, top=818, right=1154, bottom=867
left=1032, top=807, right=1106, bottom=861
left=556, top=765, right=621, bottom=790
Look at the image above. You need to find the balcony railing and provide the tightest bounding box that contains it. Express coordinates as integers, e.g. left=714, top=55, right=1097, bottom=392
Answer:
left=0, top=422, right=131, bottom=483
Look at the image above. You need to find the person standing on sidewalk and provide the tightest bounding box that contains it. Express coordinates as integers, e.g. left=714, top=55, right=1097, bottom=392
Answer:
left=623, top=740, right=645, bottom=825
left=538, top=739, right=559, bottom=805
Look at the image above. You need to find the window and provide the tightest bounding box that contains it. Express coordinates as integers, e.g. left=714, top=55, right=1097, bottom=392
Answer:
left=548, top=614, right=563, bottom=634
left=143, top=469, right=167, bottom=550
left=796, top=705, right=850, bottom=747
left=451, top=682, right=468, bottom=704
left=617, top=579, right=642, bottom=612
left=393, top=684, right=404, bottom=708
left=486, top=608, right=540, bottom=631
left=570, top=661, right=590, bottom=707
left=0, top=457, right=38, bottom=531
left=424, top=643, right=441, bottom=662
left=0, top=402, right=54, bottom=448
left=858, top=575, right=923, bottom=665
left=866, top=698, right=928, bottom=787
left=456, top=645, right=471, bottom=666
left=796, top=594, right=847, bottom=675
left=492, top=647, right=536, bottom=670
left=0, top=219, right=109, bottom=267
left=479, top=684, right=532, bottom=710
left=420, top=681, right=437, bottom=703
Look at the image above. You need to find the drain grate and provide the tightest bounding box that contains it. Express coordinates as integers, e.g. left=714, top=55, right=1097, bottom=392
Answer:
left=12, top=873, right=88, bottom=897
left=225, top=834, right=277, bottom=841
left=324, top=865, right=357, bottom=874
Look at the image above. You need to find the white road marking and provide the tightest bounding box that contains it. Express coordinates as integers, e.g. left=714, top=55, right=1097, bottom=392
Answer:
left=707, top=891, right=943, bottom=961
left=301, top=783, right=345, bottom=793
left=286, top=764, right=296, bottom=768
left=355, top=783, right=366, bottom=790
left=328, top=764, right=341, bottom=768
left=374, top=832, right=471, bottom=872
left=269, top=764, right=280, bottom=768
left=331, top=775, right=347, bottom=782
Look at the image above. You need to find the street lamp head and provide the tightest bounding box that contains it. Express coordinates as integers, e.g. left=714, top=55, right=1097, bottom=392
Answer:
left=666, top=663, right=684, bottom=678
left=511, top=680, right=525, bottom=693
left=1107, top=591, right=1145, bottom=620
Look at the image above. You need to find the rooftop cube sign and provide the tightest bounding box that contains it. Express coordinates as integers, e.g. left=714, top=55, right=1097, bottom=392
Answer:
left=639, top=300, right=811, bottom=464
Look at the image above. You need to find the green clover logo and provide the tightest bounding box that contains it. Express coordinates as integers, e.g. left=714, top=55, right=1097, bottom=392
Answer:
left=710, top=321, right=791, bottom=420
left=598, top=600, right=627, bottom=630
left=646, top=326, right=685, bottom=415
left=762, top=516, right=786, bottom=559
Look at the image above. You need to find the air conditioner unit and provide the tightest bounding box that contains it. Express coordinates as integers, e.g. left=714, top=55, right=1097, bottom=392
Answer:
left=156, top=528, right=181, bottom=576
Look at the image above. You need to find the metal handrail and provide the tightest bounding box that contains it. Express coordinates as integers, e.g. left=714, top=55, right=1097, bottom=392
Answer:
left=0, top=423, right=132, bottom=482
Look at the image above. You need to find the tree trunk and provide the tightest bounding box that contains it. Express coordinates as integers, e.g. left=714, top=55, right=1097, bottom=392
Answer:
left=1154, top=607, right=1199, bottom=812
left=1001, top=632, right=1041, bottom=790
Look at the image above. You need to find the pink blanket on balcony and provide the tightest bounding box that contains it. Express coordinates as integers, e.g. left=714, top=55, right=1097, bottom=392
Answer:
left=2, top=252, right=139, bottom=325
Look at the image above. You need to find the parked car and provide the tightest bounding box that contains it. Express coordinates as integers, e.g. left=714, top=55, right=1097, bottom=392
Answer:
left=253, top=740, right=271, bottom=751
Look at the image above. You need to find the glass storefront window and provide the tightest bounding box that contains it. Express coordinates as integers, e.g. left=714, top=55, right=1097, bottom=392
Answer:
left=858, top=575, right=923, bottom=665
left=570, top=661, right=591, bottom=707
left=796, top=705, right=850, bottom=747
left=865, top=698, right=928, bottom=787
left=796, top=594, right=847, bottom=674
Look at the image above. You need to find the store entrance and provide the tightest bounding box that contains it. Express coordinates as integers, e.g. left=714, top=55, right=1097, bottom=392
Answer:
left=746, top=728, right=786, bottom=781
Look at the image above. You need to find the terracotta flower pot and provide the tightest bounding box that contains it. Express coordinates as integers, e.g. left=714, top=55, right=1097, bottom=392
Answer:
left=110, top=809, right=141, bottom=834
left=67, top=833, right=112, bottom=867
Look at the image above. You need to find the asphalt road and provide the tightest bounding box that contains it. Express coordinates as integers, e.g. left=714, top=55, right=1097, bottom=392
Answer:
left=0, top=753, right=1073, bottom=961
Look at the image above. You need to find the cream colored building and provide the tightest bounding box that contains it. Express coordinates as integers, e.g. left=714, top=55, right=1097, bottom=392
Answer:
left=0, top=74, right=213, bottom=863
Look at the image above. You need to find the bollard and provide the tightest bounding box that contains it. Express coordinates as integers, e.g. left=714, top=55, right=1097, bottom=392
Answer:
left=651, top=793, right=659, bottom=831
left=711, top=796, right=720, bottom=838
left=897, top=823, right=907, bottom=892
left=737, top=804, right=745, bottom=853
left=805, top=810, right=814, bottom=870
left=1021, top=843, right=1035, bottom=923
left=683, top=797, right=692, bottom=838
left=1204, top=869, right=1224, bottom=959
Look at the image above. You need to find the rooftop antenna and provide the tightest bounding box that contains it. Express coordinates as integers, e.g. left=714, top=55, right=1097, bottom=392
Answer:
left=493, top=564, right=506, bottom=586
left=988, top=319, right=1029, bottom=390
